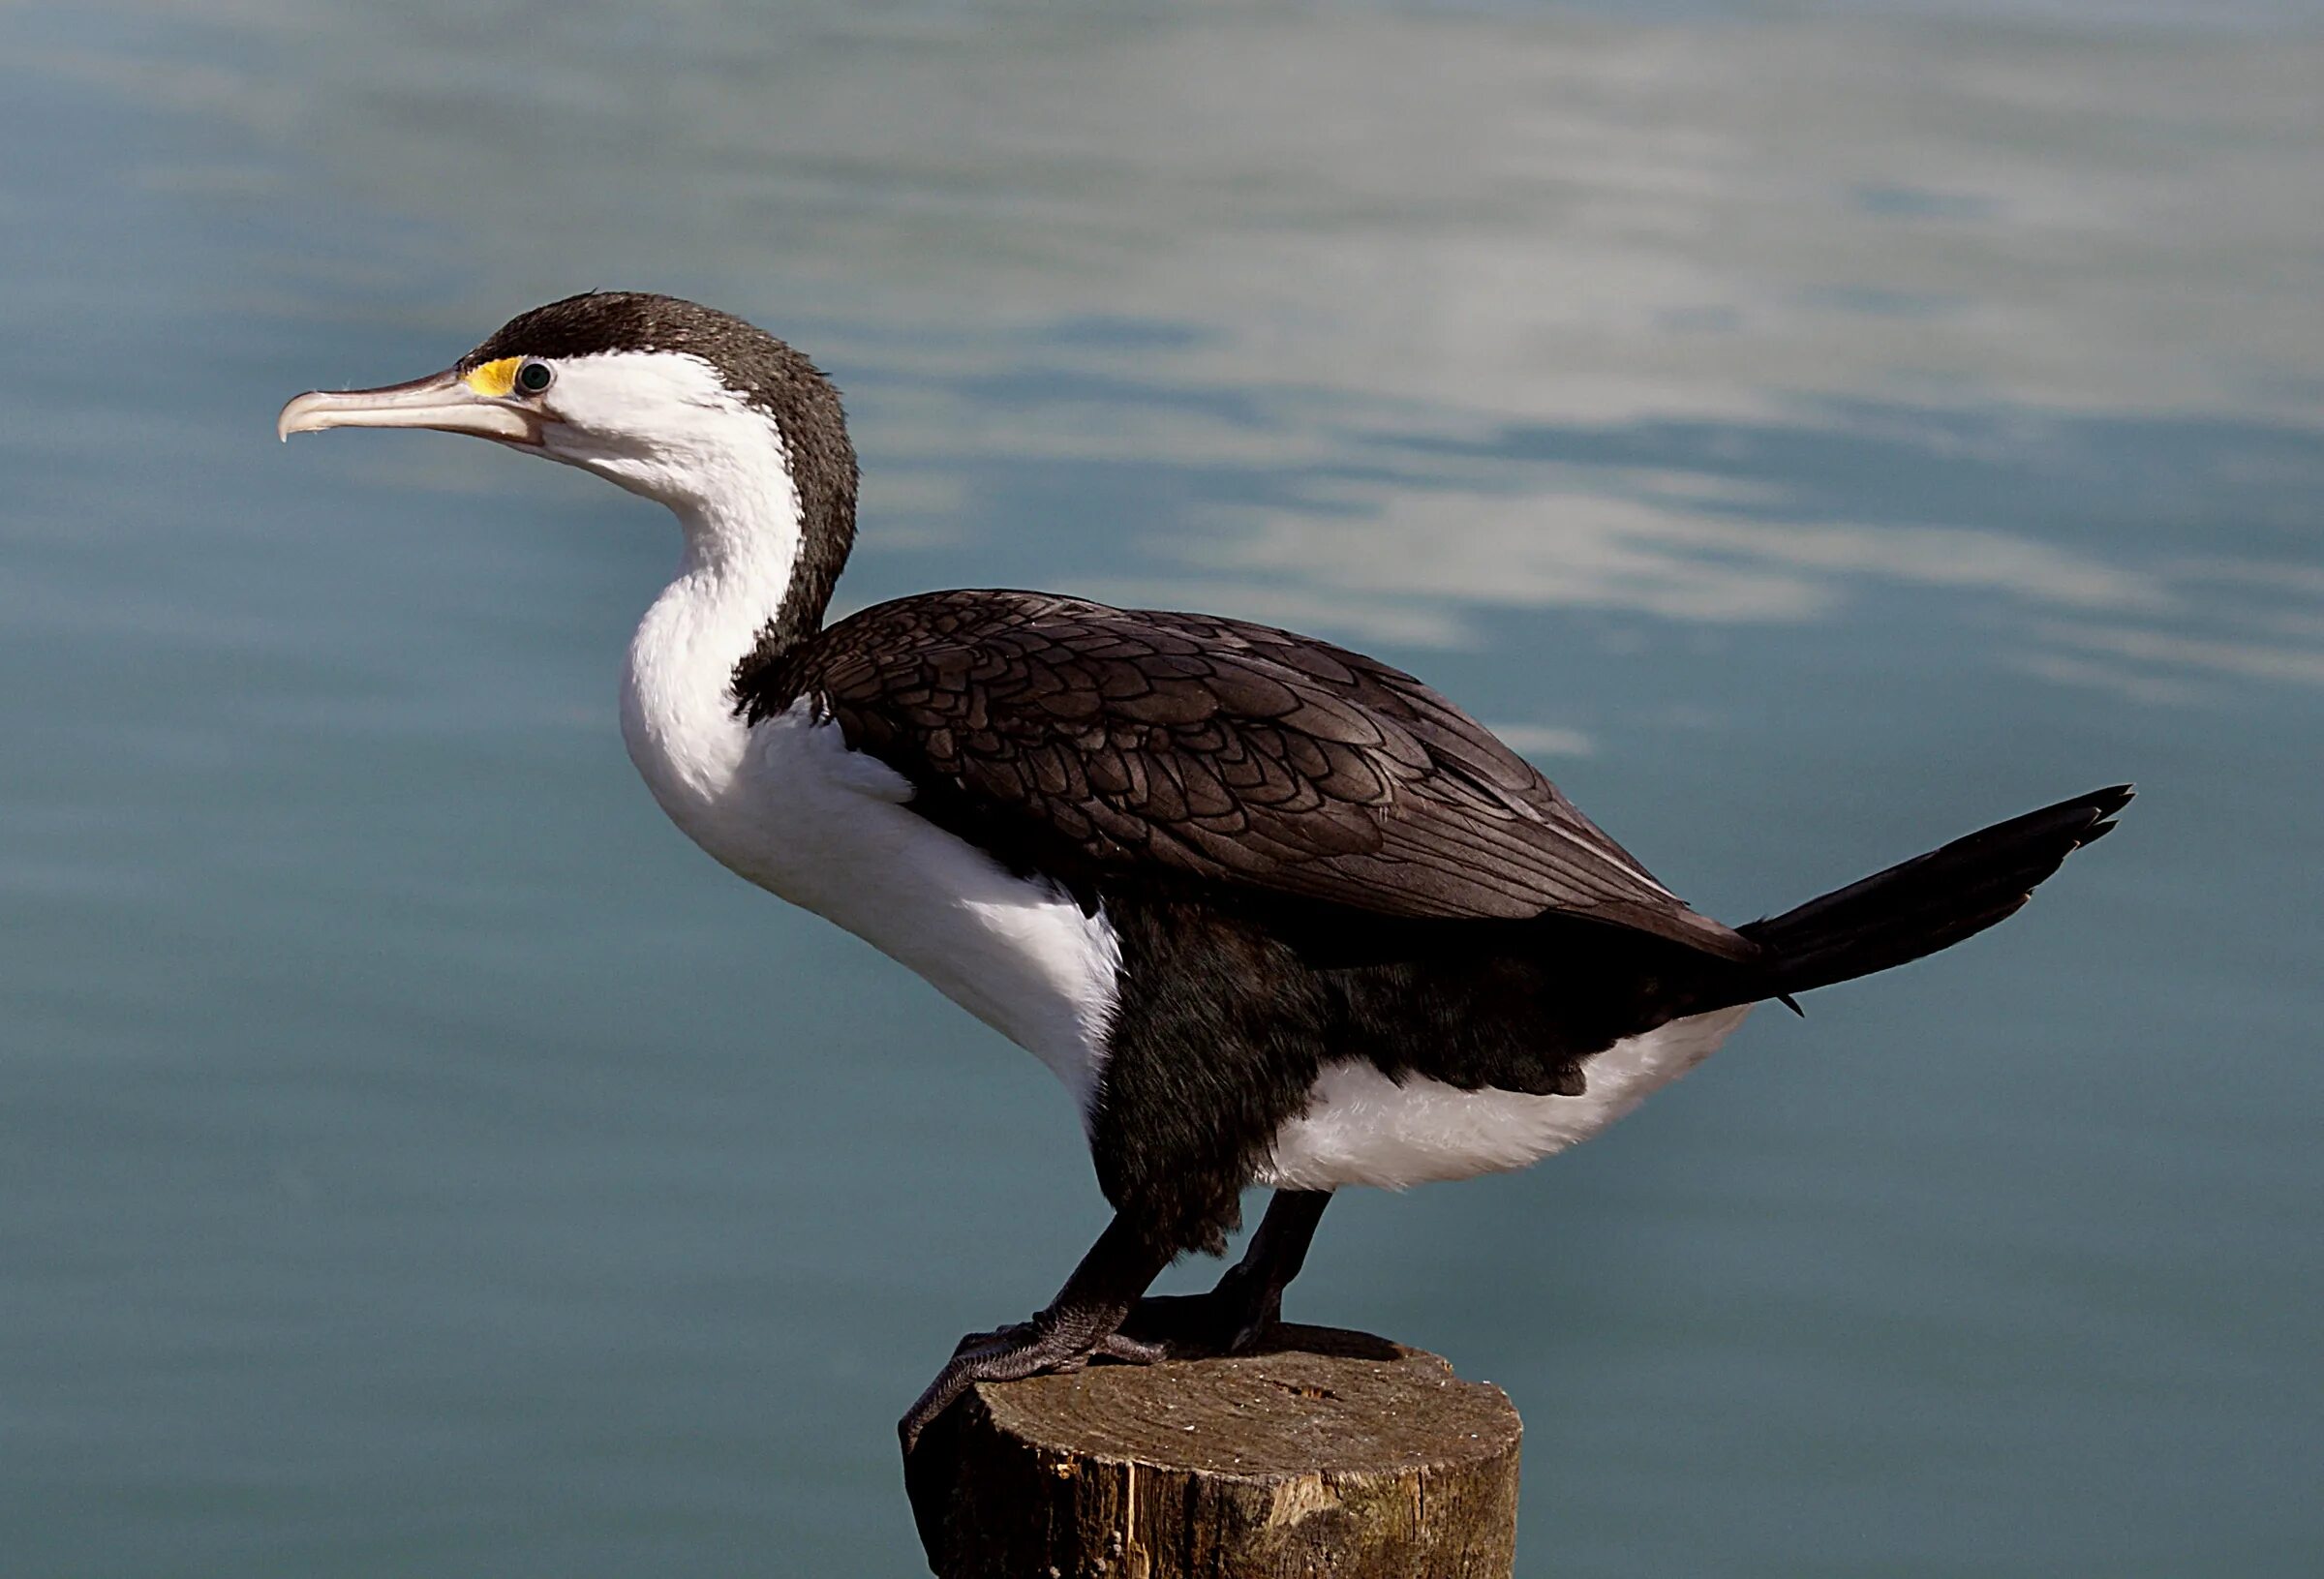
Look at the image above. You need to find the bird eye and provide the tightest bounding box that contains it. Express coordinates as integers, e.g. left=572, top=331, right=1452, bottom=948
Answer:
left=515, top=359, right=554, bottom=395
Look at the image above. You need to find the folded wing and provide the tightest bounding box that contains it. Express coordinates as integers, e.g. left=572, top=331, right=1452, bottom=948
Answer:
left=742, top=591, right=1756, bottom=960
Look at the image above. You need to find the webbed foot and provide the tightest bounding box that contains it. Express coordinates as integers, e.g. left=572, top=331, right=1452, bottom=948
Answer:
left=899, top=1214, right=1172, bottom=1452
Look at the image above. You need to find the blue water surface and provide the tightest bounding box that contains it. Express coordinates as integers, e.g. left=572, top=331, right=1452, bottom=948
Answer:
left=1, top=2, right=2318, bottom=1574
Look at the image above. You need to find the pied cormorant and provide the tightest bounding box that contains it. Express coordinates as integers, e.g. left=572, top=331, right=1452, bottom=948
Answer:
left=279, top=292, right=2129, bottom=1447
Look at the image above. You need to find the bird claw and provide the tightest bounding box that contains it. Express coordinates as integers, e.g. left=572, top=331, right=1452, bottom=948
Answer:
left=1096, top=1329, right=1172, bottom=1365
left=901, top=1315, right=1172, bottom=1452
left=900, top=1212, right=1188, bottom=1453
left=946, top=1321, right=1035, bottom=1361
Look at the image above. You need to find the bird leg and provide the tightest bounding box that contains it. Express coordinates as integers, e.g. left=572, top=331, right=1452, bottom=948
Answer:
left=1126, top=1188, right=1331, bottom=1355
left=899, top=1210, right=1174, bottom=1451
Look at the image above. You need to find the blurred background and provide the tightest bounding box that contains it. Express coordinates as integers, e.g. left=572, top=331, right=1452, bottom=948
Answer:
left=3, top=1, right=2319, bottom=1574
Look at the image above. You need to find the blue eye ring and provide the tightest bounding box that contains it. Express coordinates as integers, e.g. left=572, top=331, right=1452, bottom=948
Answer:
left=515, top=359, right=554, bottom=395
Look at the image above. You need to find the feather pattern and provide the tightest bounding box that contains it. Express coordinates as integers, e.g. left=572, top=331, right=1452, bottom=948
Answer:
left=738, top=589, right=1756, bottom=959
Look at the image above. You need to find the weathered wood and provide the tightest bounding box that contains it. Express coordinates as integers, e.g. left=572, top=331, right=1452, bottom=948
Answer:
left=902, top=1324, right=1522, bottom=1579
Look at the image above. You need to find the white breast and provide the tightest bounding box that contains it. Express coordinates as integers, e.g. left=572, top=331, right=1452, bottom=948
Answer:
left=1255, top=1005, right=1753, bottom=1192
left=728, top=702, right=1122, bottom=1118
left=620, top=572, right=1119, bottom=1121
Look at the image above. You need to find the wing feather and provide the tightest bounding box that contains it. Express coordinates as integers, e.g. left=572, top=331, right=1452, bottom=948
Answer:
left=747, top=591, right=1754, bottom=959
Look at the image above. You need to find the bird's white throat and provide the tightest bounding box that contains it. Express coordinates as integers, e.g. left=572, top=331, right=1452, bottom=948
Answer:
left=612, top=357, right=807, bottom=825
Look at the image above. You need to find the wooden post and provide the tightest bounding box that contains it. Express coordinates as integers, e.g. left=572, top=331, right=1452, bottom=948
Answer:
left=902, top=1324, right=1522, bottom=1578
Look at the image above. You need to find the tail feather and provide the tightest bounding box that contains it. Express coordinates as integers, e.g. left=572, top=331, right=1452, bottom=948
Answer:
left=1725, top=784, right=2130, bottom=1005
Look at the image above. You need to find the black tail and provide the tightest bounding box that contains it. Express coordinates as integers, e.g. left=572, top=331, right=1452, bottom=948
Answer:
left=1720, top=784, right=2131, bottom=1007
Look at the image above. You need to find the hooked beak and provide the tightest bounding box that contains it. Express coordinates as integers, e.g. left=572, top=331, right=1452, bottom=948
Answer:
left=276, top=368, right=544, bottom=447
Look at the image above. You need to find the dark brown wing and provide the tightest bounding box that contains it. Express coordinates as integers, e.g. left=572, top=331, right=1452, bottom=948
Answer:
left=745, top=591, right=1754, bottom=959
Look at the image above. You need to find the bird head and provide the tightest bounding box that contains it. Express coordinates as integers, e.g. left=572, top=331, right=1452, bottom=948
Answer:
left=278, top=292, right=857, bottom=569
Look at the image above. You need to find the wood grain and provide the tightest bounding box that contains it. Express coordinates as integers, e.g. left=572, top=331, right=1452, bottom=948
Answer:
left=902, top=1325, right=1522, bottom=1578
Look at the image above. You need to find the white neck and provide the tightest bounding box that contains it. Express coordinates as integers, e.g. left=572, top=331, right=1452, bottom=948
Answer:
left=617, top=435, right=806, bottom=827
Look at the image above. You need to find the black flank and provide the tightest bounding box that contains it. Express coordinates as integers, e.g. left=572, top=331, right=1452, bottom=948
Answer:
left=1092, top=894, right=1723, bottom=1257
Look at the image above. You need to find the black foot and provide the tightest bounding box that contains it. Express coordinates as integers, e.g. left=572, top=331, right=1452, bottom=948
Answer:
left=1125, top=1264, right=1283, bottom=1356
left=899, top=1317, right=1166, bottom=1450
left=1126, top=1188, right=1330, bottom=1357
left=898, top=1212, right=1173, bottom=1453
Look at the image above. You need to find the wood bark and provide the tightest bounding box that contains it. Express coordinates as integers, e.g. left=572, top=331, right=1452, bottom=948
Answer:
left=902, top=1324, right=1521, bottom=1578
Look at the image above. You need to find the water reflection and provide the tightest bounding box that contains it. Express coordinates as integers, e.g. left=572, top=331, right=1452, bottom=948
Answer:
left=20, top=0, right=2319, bottom=698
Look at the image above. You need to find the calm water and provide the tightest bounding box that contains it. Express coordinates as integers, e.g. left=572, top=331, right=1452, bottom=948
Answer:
left=3, top=2, right=2319, bottom=1574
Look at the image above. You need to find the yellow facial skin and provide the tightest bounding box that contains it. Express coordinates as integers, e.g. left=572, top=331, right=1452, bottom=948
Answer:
left=464, top=357, right=521, bottom=397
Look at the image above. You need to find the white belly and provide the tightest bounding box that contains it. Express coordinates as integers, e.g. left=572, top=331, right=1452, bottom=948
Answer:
left=1256, top=1005, right=1753, bottom=1191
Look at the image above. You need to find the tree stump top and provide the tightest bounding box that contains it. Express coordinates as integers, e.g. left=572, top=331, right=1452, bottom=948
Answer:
left=974, top=1324, right=1516, bottom=1476
left=903, top=1325, right=1523, bottom=1579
